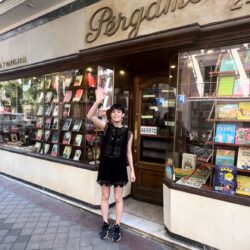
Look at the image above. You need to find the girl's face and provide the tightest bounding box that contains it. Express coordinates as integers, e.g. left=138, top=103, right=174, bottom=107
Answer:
left=111, top=109, right=124, bottom=123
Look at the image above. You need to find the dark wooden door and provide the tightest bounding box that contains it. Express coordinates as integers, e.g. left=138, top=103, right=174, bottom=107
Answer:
left=132, top=75, right=176, bottom=205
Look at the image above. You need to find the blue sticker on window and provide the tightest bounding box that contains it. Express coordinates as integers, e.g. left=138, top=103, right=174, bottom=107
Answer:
left=178, top=95, right=186, bottom=104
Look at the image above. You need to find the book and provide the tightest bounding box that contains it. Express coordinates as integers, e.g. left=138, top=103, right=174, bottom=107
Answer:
left=34, top=142, right=41, bottom=153
left=87, top=72, right=96, bottom=87
left=45, top=78, right=52, bottom=89
left=235, top=128, right=250, bottom=145
left=237, top=102, right=250, bottom=120
left=37, top=92, right=44, bottom=103
left=181, top=153, right=197, bottom=170
left=45, top=117, right=52, bottom=129
left=62, top=146, right=72, bottom=159
left=62, top=118, right=72, bottom=131
left=53, top=105, right=59, bottom=116
left=35, top=129, right=43, bottom=140
left=73, top=134, right=83, bottom=146
left=213, top=164, right=237, bottom=195
left=37, top=106, right=43, bottom=116
left=62, top=132, right=71, bottom=145
left=72, top=119, right=82, bottom=131
left=64, top=76, right=73, bottom=87
left=45, top=92, right=53, bottom=103
left=44, top=130, right=51, bottom=141
left=51, top=144, right=58, bottom=157
left=237, top=147, right=250, bottom=170
left=73, top=75, right=83, bottom=86
left=10, top=133, right=18, bottom=142
left=45, top=105, right=52, bottom=116
left=73, top=149, right=82, bottom=161
left=44, top=143, right=50, bottom=154
left=52, top=93, right=59, bottom=103
left=52, top=75, right=59, bottom=90
left=233, top=79, right=244, bottom=97
left=215, top=104, right=238, bottom=119
left=62, top=104, right=71, bottom=118
left=176, top=176, right=203, bottom=188
left=51, top=131, right=59, bottom=143
left=236, top=175, right=250, bottom=196
left=217, top=76, right=235, bottom=96
left=52, top=117, right=59, bottom=129
left=214, top=123, right=236, bottom=144
left=36, top=117, right=43, bottom=129
left=215, top=149, right=235, bottom=166
left=63, top=90, right=72, bottom=103
left=72, top=89, right=83, bottom=102
left=219, top=57, right=237, bottom=72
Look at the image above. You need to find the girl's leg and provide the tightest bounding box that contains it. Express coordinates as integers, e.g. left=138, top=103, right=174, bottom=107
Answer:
left=114, top=186, right=123, bottom=225
left=101, top=185, right=110, bottom=223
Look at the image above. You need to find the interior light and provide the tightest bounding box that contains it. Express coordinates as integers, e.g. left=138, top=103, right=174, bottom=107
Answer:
left=119, top=70, right=125, bottom=75
left=170, top=65, right=176, bottom=69
left=169, top=75, right=173, bottom=78
left=86, top=67, right=93, bottom=72
left=0, top=0, right=6, bottom=3
left=188, top=62, right=193, bottom=68
left=207, top=50, right=214, bottom=54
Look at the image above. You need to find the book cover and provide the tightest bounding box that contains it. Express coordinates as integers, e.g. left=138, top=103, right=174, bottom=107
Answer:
left=52, top=117, right=59, bottom=129
left=52, top=93, right=59, bottom=103
left=87, top=72, right=96, bottom=87
left=35, top=129, right=43, bottom=140
left=215, top=104, right=238, bottom=119
left=45, top=117, right=52, bottom=129
left=44, top=143, right=50, bottom=154
left=51, top=132, right=59, bottom=143
left=44, top=130, right=51, bottom=141
left=235, top=128, right=250, bottom=145
left=217, top=76, right=235, bottom=96
left=233, top=79, right=244, bottom=97
left=62, top=146, right=72, bottom=159
left=237, top=102, right=250, bottom=120
left=62, top=118, right=72, bottom=131
left=45, top=105, right=52, bottom=116
left=73, top=75, right=83, bottom=86
left=37, top=106, right=43, bottom=116
left=34, top=142, right=41, bottom=153
left=10, top=133, right=18, bottom=142
left=236, top=175, right=250, bottom=196
left=73, top=149, right=82, bottom=161
left=215, top=149, right=235, bottom=166
left=53, top=105, right=59, bottom=116
left=51, top=144, right=58, bottom=157
left=219, top=57, right=237, bottom=72
left=72, top=119, right=82, bottom=131
left=36, top=117, right=43, bottom=129
left=37, top=92, right=44, bottom=103
left=213, top=164, right=237, bottom=195
left=63, top=90, right=72, bottom=103
left=52, top=75, right=59, bottom=90
left=62, top=132, right=71, bottom=145
left=45, top=92, right=53, bottom=103
left=45, top=78, right=52, bottom=89
left=214, top=123, right=236, bottom=144
left=72, top=89, right=83, bottom=102
left=64, top=76, right=73, bottom=87
left=181, top=153, right=197, bottom=170
left=176, top=176, right=203, bottom=188
left=237, top=147, right=250, bottom=170
left=62, top=104, right=71, bottom=118
left=73, top=134, right=83, bottom=146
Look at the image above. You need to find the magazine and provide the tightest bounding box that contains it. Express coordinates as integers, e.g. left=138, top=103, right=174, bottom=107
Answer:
left=45, top=78, right=52, bottom=89
left=62, top=104, right=71, bottom=118
left=215, top=104, right=238, bottom=119
left=181, top=153, right=197, bottom=170
left=87, top=72, right=96, bottom=87
left=62, top=132, right=71, bottom=145
left=72, top=89, right=83, bottom=102
left=214, top=164, right=237, bottom=195
left=215, top=149, right=235, bottom=166
left=214, top=123, right=236, bottom=144
left=237, top=147, right=250, bottom=170
left=73, top=149, right=82, bottom=161
left=53, top=105, right=59, bottom=116
left=44, top=143, right=50, bottom=154
left=62, top=146, right=72, bottom=159
left=73, top=75, right=83, bottom=86
left=62, top=118, right=72, bottom=131
left=35, top=129, right=43, bottom=140
left=51, top=132, right=59, bottom=143
left=64, top=76, right=72, bottom=87
left=44, top=130, right=51, bottom=141
left=236, top=175, right=250, bottom=196
left=235, top=128, right=250, bottom=144
left=34, top=142, right=41, bottom=153
left=37, top=106, right=43, bottom=116
left=52, top=117, right=59, bottom=129
left=237, top=102, right=250, bottom=120
left=36, top=117, right=43, bottom=129
left=217, top=76, right=235, bottom=96
left=73, top=134, right=83, bottom=146
left=45, top=92, right=53, bottom=103
left=45, top=105, right=52, bottom=116
left=37, top=92, right=44, bottom=103
left=51, top=144, right=58, bottom=157
left=72, top=119, right=82, bottom=131
left=45, top=117, right=52, bottom=129
left=63, top=90, right=72, bottom=103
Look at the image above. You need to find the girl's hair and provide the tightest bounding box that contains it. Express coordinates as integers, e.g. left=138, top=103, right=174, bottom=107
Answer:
left=109, top=103, right=125, bottom=114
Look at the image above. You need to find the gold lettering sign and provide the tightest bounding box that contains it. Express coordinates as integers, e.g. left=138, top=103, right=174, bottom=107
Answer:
left=230, top=0, right=250, bottom=10
left=0, top=56, right=27, bottom=69
left=85, top=0, right=202, bottom=43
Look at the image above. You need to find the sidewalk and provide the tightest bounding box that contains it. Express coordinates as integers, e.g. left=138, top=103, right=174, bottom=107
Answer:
left=0, top=175, right=181, bottom=250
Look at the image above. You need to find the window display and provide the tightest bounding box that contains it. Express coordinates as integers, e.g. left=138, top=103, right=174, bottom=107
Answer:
left=0, top=66, right=114, bottom=166
left=172, top=43, right=250, bottom=197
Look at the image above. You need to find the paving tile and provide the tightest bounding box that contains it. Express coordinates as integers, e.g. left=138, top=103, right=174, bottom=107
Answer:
left=16, top=235, right=31, bottom=242
left=6, top=229, right=21, bottom=236
left=2, top=235, right=18, bottom=244
left=39, top=240, right=55, bottom=249
left=42, top=234, right=56, bottom=241
left=26, top=241, right=40, bottom=250
left=0, top=243, right=13, bottom=250
left=11, top=242, right=27, bottom=250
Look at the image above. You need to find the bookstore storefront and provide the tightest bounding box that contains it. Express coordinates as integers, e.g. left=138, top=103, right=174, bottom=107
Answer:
left=0, top=0, right=250, bottom=249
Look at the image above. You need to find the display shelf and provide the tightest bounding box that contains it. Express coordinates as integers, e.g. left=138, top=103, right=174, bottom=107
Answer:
left=205, top=141, right=250, bottom=147
left=207, top=119, right=250, bottom=123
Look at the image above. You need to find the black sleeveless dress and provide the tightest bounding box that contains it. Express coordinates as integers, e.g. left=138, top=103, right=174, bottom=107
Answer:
left=97, top=123, right=129, bottom=187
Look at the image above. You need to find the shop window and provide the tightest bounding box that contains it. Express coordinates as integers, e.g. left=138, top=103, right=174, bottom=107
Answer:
left=171, top=43, right=250, bottom=197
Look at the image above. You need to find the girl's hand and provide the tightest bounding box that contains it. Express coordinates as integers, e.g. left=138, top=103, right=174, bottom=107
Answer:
left=130, top=170, right=136, bottom=182
left=95, top=88, right=105, bottom=103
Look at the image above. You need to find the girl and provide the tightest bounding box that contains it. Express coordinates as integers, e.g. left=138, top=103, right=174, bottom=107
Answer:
left=87, top=88, right=136, bottom=242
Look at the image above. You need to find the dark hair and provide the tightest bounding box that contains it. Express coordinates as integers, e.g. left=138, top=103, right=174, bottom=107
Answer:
left=109, top=103, right=125, bottom=114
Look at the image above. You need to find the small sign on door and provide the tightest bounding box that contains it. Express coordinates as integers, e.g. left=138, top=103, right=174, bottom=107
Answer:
left=140, top=126, right=158, bottom=135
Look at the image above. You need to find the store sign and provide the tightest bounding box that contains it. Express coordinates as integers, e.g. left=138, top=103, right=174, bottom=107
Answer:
left=0, top=56, right=27, bottom=69
left=140, top=126, right=158, bottom=135
left=178, top=95, right=186, bottom=104
left=86, top=0, right=202, bottom=43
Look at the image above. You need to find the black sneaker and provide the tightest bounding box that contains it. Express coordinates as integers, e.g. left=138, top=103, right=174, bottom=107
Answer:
left=99, top=222, right=110, bottom=239
left=112, top=224, right=121, bottom=242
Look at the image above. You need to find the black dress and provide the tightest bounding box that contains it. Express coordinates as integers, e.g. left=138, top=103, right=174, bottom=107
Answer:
left=97, top=123, right=129, bottom=187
